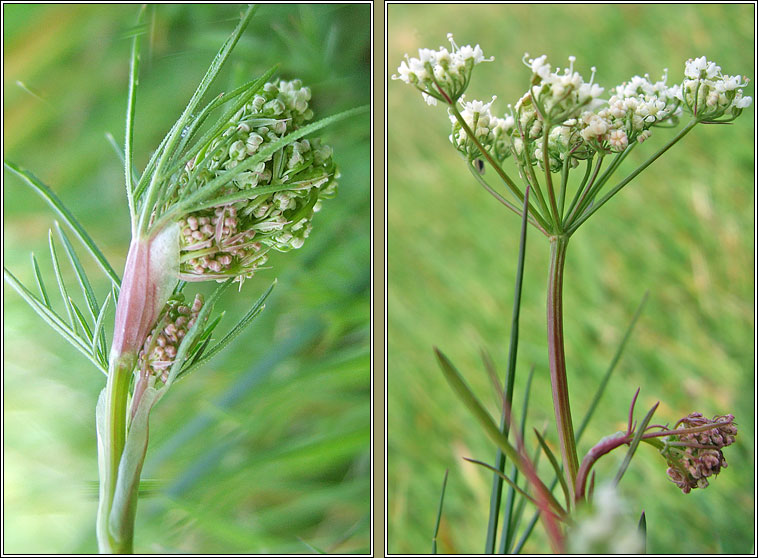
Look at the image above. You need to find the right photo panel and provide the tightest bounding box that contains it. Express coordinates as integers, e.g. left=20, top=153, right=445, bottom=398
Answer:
left=386, top=3, right=754, bottom=555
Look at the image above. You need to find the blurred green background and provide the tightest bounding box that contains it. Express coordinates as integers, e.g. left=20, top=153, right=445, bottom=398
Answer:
left=388, top=4, right=753, bottom=555
left=4, top=4, right=370, bottom=554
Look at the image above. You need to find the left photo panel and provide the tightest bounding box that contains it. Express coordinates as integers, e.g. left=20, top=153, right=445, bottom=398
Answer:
left=3, top=3, right=371, bottom=554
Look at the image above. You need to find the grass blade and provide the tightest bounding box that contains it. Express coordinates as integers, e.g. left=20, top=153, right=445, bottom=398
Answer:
left=499, top=365, right=535, bottom=554
left=4, top=268, right=107, bottom=375
left=55, top=221, right=100, bottom=321
left=163, top=66, right=279, bottom=181
left=137, top=5, right=259, bottom=234
left=431, top=469, right=449, bottom=554
left=92, top=291, right=113, bottom=366
left=124, top=6, right=148, bottom=232
left=69, top=297, right=94, bottom=344
left=486, top=183, right=531, bottom=554
left=465, top=458, right=563, bottom=522
left=4, top=161, right=121, bottom=287
left=534, top=428, right=570, bottom=509
left=48, top=230, right=76, bottom=332
left=614, top=401, right=659, bottom=486
left=105, top=133, right=138, bottom=191
left=433, top=348, right=565, bottom=517
left=30, top=253, right=50, bottom=307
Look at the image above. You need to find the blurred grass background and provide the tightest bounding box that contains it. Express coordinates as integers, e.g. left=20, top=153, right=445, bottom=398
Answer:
left=388, top=4, right=754, bottom=555
left=4, top=4, right=370, bottom=554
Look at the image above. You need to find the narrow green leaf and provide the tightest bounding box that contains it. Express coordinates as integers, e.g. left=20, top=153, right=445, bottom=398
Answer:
left=164, top=279, right=235, bottom=386
left=48, top=230, right=76, bottom=332
left=178, top=280, right=275, bottom=378
left=507, top=431, right=545, bottom=554
left=465, top=458, right=562, bottom=521
left=165, top=65, right=279, bottom=180
left=69, top=297, right=94, bottom=344
left=435, top=348, right=520, bottom=466
left=4, top=268, right=107, bottom=375
left=432, top=469, right=449, bottom=554
left=105, top=133, right=139, bottom=191
left=182, top=181, right=316, bottom=214
left=500, top=365, right=536, bottom=554
left=137, top=5, right=259, bottom=234
left=434, top=348, right=564, bottom=517
left=124, top=5, right=148, bottom=232
left=534, top=429, right=571, bottom=509
left=55, top=221, right=100, bottom=321
left=614, top=402, right=659, bottom=485
left=30, top=253, right=50, bottom=307
left=486, top=183, right=531, bottom=554
left=92, top=291, right=113, bottom=366
left=4, top=161, right=121, bottom=286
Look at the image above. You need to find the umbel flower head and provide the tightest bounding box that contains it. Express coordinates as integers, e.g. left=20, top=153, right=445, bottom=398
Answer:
left=661, top=412, right=738, bottom=494
left=676, top=56, right=752, bottom=121
left=392, top=33, right=492, bottom=105
left=169, top=79, right=338, bottom=282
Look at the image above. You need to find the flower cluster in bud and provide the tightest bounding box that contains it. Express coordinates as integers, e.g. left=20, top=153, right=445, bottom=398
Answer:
left=449, top=96, right=515, bottom=161
left=676, top=56, right=752, bottom=121
left=662, top=412, right=738, bottom=494
left=392, top=33, right=492, bottom=105
left=138, top=293, right=204, bottom=383
left=174, top=79, right=338, bottom=281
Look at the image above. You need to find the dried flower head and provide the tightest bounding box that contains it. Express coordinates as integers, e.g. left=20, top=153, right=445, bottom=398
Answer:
left=661, top=412, right=738, bottom=494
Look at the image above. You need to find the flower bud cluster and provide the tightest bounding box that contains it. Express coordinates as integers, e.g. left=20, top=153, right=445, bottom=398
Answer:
left=662, top=412, right=738, bottom=494
left=676, top=56, right=752, bottom=121
left=448, top=96, right=515, bottom=161
left=138, top=293, right=204, bottom=383
left=174, top=79, right=338, bottom=282
left=392, top=34, right=492, bottom=105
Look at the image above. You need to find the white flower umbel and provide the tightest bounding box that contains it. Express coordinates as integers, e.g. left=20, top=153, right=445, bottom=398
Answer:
left=392, top=33, right=493, bottom=104
left=677, top=56, right=752, bottom=121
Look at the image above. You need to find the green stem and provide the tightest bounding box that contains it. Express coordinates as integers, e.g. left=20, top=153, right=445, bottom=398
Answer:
left=97, top=355, right=135, bottom=554
left=546, top=235, right=578, bottom=500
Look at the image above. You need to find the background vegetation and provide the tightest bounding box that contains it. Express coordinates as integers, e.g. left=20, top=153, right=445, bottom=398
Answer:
left=4, top=4, right=370, bottom=553
left=387, top=4, right=754, bottom=554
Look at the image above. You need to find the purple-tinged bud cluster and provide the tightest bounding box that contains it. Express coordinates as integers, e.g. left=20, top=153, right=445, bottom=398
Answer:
left=138, top=293, right=204, bottom=383
left=663, top=412, right=737, bottom=494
